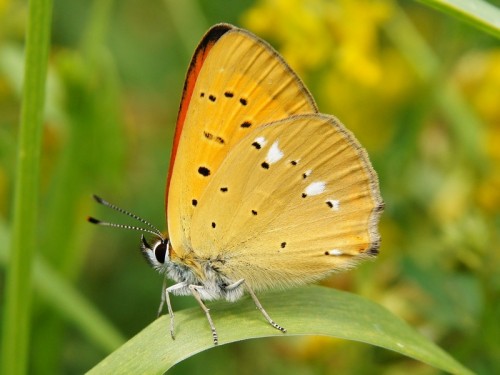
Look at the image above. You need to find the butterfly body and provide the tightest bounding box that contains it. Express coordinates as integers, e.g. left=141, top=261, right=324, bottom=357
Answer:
left=142, top=237, right=246, bottom=302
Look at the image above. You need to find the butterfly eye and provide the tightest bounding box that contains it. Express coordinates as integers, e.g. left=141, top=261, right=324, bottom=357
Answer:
left=153, top=241, right=168, bottom=264
left=140, top=235, right=168, bottom=269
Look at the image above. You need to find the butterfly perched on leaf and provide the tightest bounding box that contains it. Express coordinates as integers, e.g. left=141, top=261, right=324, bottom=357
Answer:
left=89, top=23, right=384, bottom=345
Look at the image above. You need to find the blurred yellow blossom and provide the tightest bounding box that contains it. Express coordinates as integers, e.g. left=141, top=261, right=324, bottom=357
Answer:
left=242, top=0, right=415, bottom=150
left=455, top=50, right=500, bottom=126
left=243, top=0, right=392, bottom=85
left=0, top=0, right=7, bottom=15
left=242, top=0, right=331, bottom=74
left=453, top=50, right=500, bottom=213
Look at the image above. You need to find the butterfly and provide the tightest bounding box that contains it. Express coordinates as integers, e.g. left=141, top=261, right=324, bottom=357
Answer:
left=89, top=23, right=383, bottom=345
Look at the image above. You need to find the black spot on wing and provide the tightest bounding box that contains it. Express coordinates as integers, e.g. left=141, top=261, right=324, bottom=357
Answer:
left=224, top=91, right=234, bottom=98
left=241, top=121, right=252, bottom=128
left=239, top=98, right=247, bottom=106
left=192, top=199, right=198, bottom=207
left=209, top=95, right=216, bottom=102
left=198, top=166, right=210, bottom=177
left=203, top=131, right=225, bottom=145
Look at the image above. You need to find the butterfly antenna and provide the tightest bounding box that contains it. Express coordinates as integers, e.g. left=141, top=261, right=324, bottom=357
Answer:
left=89, top=194, right=163, bottom=238
left=87, top=217, right=163, bottom=238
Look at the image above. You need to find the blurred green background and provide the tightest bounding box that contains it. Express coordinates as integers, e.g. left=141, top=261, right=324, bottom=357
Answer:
left=1, top=0, right=499, bottom=373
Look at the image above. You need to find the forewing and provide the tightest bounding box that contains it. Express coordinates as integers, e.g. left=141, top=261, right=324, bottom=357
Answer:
left=167, top=25, right=318, bottom=258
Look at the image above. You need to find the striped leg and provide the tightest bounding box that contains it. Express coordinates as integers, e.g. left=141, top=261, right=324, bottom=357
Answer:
left=189, top=285, right=219, bottom=345
left=246, top=284, right=286, bottom=333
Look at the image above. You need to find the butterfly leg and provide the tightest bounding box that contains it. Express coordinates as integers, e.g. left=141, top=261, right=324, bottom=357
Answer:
left=162, top=281, right=188, bottom=340
left=189, top=285, right=219, bottom=345
left=157, top=276, right=168, bottom=317
left=225, top=279, right=245, bottom=290
left=246, top=284, right=287, bottom=333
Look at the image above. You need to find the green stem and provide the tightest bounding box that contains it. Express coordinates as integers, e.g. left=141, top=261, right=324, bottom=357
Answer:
left=82, top=0, right=114, bottom=60
left=1, top=0, right=53, bottom=374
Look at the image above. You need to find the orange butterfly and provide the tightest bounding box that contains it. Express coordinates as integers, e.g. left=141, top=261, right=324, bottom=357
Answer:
left=89, top=23, right=383, bottom=345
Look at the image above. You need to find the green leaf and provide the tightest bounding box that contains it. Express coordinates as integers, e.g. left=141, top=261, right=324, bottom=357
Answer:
left=417, top=0, right=500, bottom=38
left=88, top=286, right=472, bottom=375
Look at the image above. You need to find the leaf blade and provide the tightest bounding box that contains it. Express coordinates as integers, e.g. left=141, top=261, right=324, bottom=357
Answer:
left=87, top=286, right=472, bottom=375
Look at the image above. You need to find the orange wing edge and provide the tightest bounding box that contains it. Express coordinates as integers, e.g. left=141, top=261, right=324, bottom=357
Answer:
left=165, top=23, right=235, bottom=216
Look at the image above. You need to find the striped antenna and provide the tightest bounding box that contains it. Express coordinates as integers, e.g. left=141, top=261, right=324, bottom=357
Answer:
left=88, top=195, right=163, bottom=238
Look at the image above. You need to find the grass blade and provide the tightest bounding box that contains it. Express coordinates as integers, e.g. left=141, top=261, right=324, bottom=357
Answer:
left=417, top=0, right=500, bottom=38
left=0, top=0, right=53, bottom=374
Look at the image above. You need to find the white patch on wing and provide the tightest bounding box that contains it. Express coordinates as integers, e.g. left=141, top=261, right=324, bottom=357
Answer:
left=266, top=141, right=284, bottom=164
left=327, top=249, right=343, bottom=256
left=305, top=181, right=326, bottom=196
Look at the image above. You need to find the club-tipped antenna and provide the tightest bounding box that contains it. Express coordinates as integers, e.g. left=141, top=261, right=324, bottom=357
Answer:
left=89, top=195, right=163, bottom=238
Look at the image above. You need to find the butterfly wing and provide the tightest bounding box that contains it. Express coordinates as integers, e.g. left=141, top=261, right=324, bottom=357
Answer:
left=190, top=114, right=383, bottom=291
left=167, top=25, right=318, bottom=259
